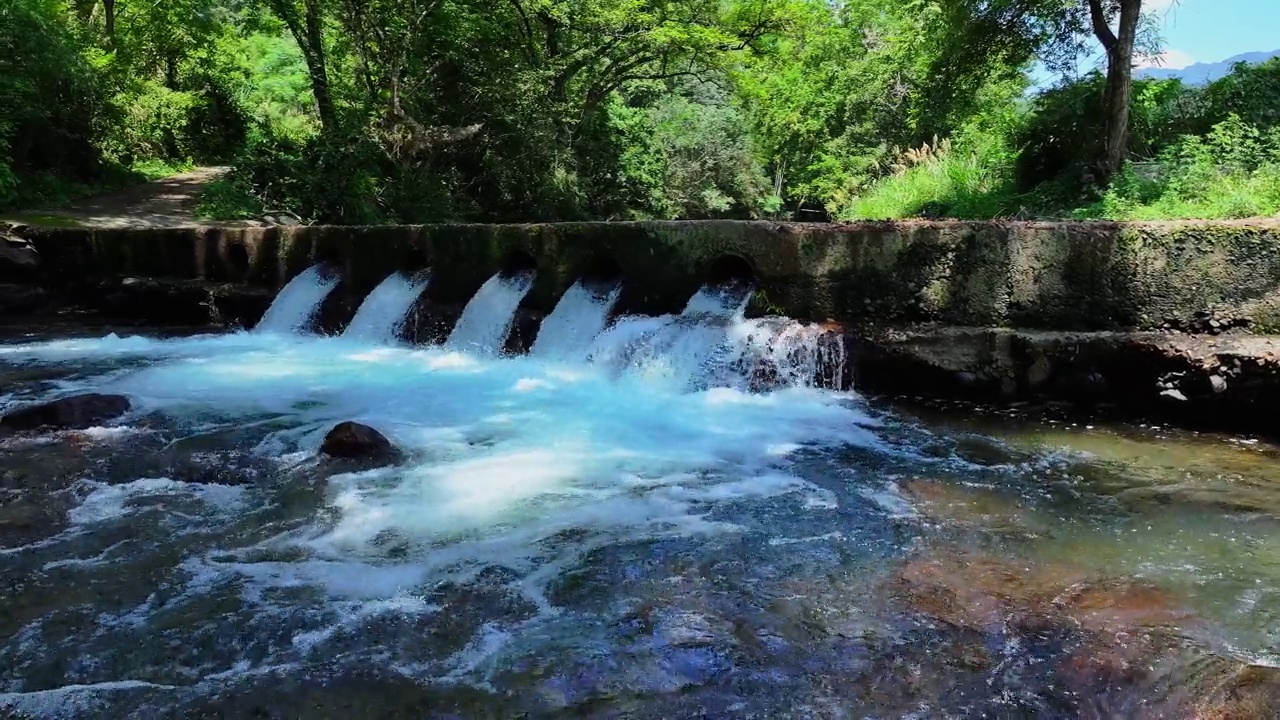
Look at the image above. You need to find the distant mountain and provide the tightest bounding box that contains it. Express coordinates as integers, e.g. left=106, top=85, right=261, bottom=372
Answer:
left=1138, top=50, right=1280, bottom=85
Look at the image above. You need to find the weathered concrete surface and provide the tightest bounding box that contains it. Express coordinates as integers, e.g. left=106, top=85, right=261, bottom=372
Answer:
left=17, top=220, right=1280, bottom=331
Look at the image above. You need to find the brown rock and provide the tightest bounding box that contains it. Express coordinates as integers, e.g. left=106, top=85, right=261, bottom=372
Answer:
left=1193, top=663, right=1280, bottom=719
left=892, top=550, right=1190, bottom=638
left=0, top=394, right=131, bottom=433
left=901, top=479, right=1042, bottom=534
left=320, top=421, right=398, bottom=461
left=1054, top=579, right=1191, bottom=632
left=892, top=552, right=1080, bottom=631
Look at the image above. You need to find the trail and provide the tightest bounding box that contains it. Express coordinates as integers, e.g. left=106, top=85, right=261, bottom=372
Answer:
left=2, top=167, right=244, bottom=229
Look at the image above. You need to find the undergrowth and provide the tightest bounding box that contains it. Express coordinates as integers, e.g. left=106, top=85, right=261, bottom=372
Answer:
left=196, top=175, right=266, bottom=221
left=844, top=115, right=1280, bottom=221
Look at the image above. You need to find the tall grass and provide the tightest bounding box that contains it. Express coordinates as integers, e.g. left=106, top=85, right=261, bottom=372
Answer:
left=843, top=115, right=1280, bottom=221
left=842, top=135, right=1020, bottom=220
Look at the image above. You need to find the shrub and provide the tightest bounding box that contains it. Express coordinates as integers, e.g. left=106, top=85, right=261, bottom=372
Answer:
left=1080, top=116, right=1280, bottom=220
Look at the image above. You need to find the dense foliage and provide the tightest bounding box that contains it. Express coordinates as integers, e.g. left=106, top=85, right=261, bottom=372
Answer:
left=3, top=0, right=1278, bottom=221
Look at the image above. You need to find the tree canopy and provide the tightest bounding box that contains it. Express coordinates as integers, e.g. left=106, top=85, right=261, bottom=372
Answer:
left=4, top=0, right=1279, bottom=221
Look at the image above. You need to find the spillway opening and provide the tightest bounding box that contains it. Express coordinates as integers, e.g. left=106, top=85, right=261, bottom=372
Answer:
left=698, top=254, right=756, bottom=317
left=498, top=250, right=538, bottom=279
left=577, top=255, right=624, bottom=298
left=703, top=253, right=756, bottom=287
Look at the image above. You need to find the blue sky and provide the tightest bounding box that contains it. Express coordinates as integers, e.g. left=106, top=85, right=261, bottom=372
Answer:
left=1139, top=0, right=1280, bottom=69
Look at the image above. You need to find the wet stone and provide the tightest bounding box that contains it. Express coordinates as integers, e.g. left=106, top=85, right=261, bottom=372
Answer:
left=900, top=479, right=1044, bottom=535
left=0, top=283, right=47, bottom=313
left=0, top=233, right=39, bottom=281
left=0, top=491, right=72, bottom=548
left=1210, top=373, right=1229, bottom=394
left=319, top=421, right=399, bottom=462
left=0, top=393, right=131, bottom=433
left=653, top=610, right=725, bottom=648
left=1190, top=662, right=1280, bottom=719
left=175, top=669, right=516, bottom=720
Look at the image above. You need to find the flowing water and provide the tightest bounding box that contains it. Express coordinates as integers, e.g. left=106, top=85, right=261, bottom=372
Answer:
left=253, top=266, right=340, bottom=335
left=447, top=271, right=535, bottom=355
left=2, top=269, right=1280, bottom=718
left=342, top=273, right=430, bottom=344
left=530, top=281, right=621, bottom=361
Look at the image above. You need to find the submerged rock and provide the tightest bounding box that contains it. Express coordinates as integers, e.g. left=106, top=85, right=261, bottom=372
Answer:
left=320, top=421, right=398, bottom=461
left=892, top=550, right=1188, bottom=636
left=0, top=393, right=131, bottom=433
left=1189, top=662, right=1280, bottom=719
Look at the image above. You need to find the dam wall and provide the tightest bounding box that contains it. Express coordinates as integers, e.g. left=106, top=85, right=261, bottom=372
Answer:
left=19, top=219, right=1280, bottom=331
left=10, top=220, right=1280, bottom=435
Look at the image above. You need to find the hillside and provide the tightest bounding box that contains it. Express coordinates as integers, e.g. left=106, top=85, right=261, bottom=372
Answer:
left=1140, top=49, right=1280, bottom=85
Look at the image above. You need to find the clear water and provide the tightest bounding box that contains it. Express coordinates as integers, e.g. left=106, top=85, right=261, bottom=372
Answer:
left=2, top=273, right=1280, bottom=718
left=342, top=272, right=429, bottom=344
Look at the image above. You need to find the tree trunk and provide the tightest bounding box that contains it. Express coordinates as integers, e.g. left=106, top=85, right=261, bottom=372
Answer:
left=164, top=54, right=179, bottom=90
left=1088, top=0, right=1142, bottom=183
left=269, top=0, right=338, bottom=135
left=103, top=0, right=115, bottom=40
left=302, top=0, right=337, bottom=134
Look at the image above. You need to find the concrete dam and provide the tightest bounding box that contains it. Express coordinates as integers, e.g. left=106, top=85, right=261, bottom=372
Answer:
left=11, top=219, right=1280, bottom=434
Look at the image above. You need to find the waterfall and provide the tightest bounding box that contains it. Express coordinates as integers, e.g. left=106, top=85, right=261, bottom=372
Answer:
left=581, top=283, right=746, bottom=391
left=586, top=314, right=676, bottom=376
left=681, top=282, right=752, bottom=319
left=582, top=283, right=846, bottom=391
left=705, top=318, right=848, bottom=391
left=446, top=271, right=535, bottom=355
left=530, top=280, right=621, bottom=361
left=342, top=272, right=430, bottom=344
left=248, top=266, right=846, bottom=391
left=254, top=266, right=340, bottom=334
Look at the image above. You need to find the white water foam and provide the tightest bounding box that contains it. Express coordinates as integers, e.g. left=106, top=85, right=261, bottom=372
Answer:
left=0, top=331, right=278, bottom=366
left=342, top=272, right=430, bottom=344
left=530, top=280, right=621, bottom=361
left=583, top=283, right=846, bottom=392
left=447, top=271, right=535, bottom=355
left=0, top=681, right=176, bottom=719
left=75, top=331, right=877, bottom=596
left=682, top=283, right=752, bottom=319
left=68, top=478, right=247, bottom=526
left=255, top=265, right=340, bottom=334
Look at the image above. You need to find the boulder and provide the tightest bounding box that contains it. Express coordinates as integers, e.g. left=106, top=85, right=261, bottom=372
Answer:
left=261, top=210, right=303, bottom=226
left=0, top=284, right=48, bottom=313
left=0, top=394, right=131, bottom=433
left=0, top=233, right=39, bottom=281
left=320, top=421, right=398, bottom=461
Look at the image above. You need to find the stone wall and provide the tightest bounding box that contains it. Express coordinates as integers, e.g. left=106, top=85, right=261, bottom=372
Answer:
left=21, top=219, right=1280, bottom=331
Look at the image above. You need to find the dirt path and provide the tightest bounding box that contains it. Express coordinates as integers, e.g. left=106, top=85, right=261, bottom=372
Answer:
left=3, top=167, right=242, bottom=229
